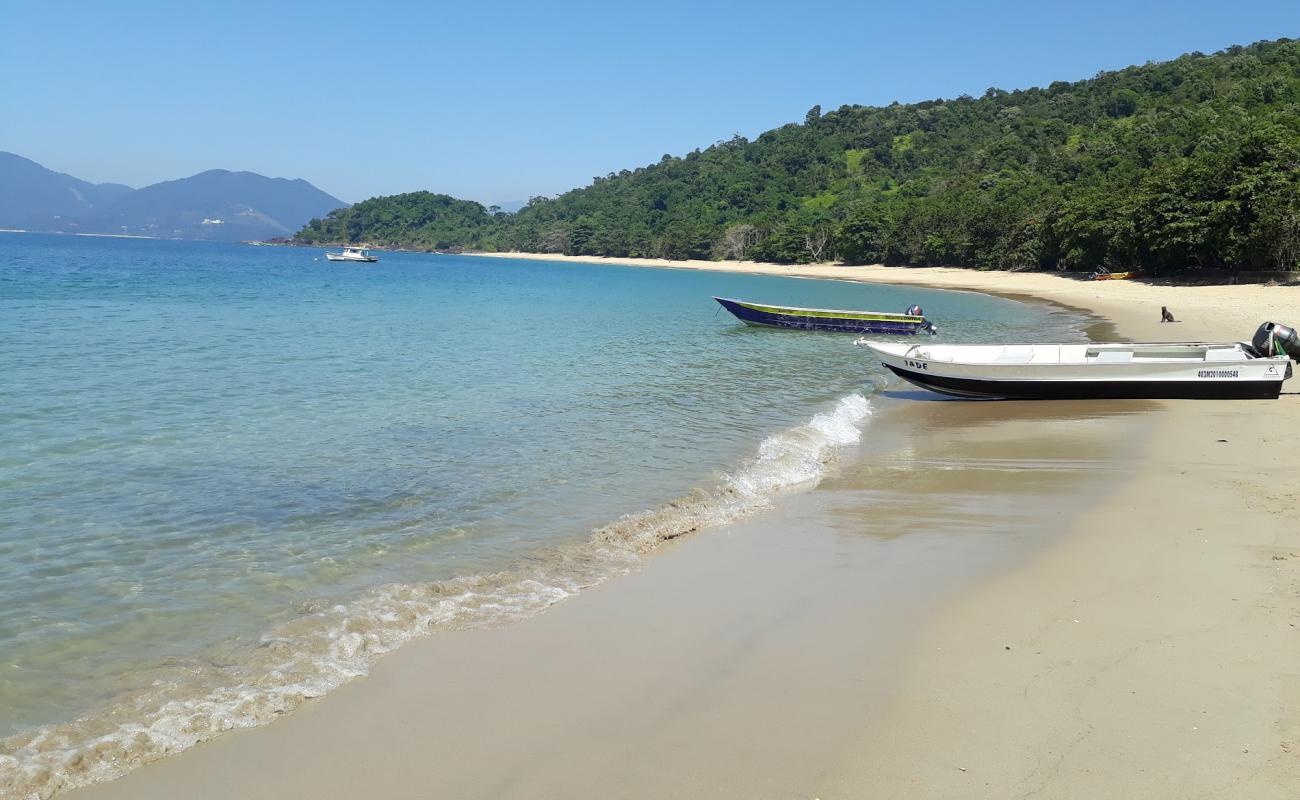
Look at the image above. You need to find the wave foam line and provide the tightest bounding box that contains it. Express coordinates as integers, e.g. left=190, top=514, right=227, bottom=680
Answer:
left=0, top=393, right=872, bottom=800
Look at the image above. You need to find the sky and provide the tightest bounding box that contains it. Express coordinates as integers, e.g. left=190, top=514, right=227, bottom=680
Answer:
left=3, top=0, right=1297, bottom=206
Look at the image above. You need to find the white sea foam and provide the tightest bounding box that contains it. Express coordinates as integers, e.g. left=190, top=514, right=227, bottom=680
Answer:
left=729, top=393, right=871, bottom=498
left=0, top=393, right=872, bottom=800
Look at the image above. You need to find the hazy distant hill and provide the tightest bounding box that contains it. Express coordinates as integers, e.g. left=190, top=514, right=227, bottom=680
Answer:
left=0, top=152, right=133, bottom=230
left=0, top=153, right=345, bottom=240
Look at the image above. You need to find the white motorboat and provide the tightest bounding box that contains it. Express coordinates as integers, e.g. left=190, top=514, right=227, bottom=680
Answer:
left=859, top=322, right=1298, bottom=400
left=324, top=246, right=378, bottom=262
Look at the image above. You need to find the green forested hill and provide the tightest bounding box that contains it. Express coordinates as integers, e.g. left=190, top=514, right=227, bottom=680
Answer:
left=297, top=39, right=1300, bottom=274
left=295, top=192, right=498, bottom=250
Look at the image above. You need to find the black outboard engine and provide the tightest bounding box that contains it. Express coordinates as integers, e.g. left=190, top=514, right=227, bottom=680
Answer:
left=1252, top=322, right=1300, bottom=360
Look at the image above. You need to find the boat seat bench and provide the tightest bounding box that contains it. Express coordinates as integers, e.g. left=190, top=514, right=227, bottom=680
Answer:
left=1091, top=350, right=1134, bottom=363
left=994, top=346, right=1036, bottom=364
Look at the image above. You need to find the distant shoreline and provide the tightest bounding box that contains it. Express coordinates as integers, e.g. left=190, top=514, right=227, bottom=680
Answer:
left=0, top=229, right=159, bottom=240
left=473, top=250, right=1300, bottom=340
left=476, top=248, right=1299, bottom=287
left=283, top=239, right=466, bottom=255
left=72, top=232, right=159, bottom=240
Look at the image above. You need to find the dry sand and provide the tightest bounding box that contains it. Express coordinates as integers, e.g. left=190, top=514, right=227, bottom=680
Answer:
left=65, top=257, right=1300, bottom=800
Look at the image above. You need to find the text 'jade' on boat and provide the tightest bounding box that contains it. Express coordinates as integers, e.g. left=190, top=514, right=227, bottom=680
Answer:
left=858, top=322, right=1299, bottom=400
left=714, top=297, right=936, bottom=335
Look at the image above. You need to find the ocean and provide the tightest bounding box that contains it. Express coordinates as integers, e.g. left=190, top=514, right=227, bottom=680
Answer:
left=0, top=233, right=1084, bottom=794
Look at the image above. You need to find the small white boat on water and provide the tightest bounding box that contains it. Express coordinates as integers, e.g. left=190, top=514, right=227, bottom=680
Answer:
left=324, top=246, right=378, bottom=263
left=860, top=322, right=1299, bottom=400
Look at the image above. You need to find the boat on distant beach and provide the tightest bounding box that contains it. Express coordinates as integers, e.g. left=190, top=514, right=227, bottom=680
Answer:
left=1092, top=269, right=1146, bottom=281
left=325, top=246, right=378, bottom=262
left=860, top=322, right=1299, bottom=400
left=714, top=297, right=936, bottom=335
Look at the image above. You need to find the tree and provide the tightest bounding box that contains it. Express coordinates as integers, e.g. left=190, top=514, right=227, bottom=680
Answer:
left=566, top=220, right=595, bottom=255
left=539, top=228, right=568, bottom=253
left=837, top=204, right=893, bottom=264
left=804, top=227, right=833, bottom=262
left=1104, top=88, right=1140, bottom=118
left=718, top=224, right=762, bottom=260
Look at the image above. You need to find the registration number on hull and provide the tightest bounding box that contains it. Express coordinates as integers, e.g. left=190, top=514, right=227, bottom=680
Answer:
left=1197, top=369, right=1239, bottom=378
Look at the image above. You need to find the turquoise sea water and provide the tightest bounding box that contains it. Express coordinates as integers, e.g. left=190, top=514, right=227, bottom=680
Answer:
left=0, top=233, right=1084, bottom=794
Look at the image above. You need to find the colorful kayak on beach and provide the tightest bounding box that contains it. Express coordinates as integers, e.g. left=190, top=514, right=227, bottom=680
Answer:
left=1092, top=271, right=1146, bottom=281
left=714, top=296, right=936, bottom=335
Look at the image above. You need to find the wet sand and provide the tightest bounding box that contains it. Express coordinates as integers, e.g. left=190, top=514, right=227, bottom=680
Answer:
left=69, top=397, right=1155, bottom=800
left=820, top=399, right=1300, bottom=798
left=64, top=260, right=1300, bottom=800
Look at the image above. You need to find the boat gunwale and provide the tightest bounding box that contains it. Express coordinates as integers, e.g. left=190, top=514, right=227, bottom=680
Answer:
left=864, top=341, right=1277, bottom=364
left=869, top=340, right=1259, bottom=351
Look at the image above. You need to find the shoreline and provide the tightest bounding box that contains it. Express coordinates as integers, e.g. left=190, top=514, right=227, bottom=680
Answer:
left=472, top=251, right=1300, bottom=343
left=495, top=253, right=1300, bottom=796
left=58, top=255, right=1300, bottom=799
left=67, top=394, right=1157, bottom=800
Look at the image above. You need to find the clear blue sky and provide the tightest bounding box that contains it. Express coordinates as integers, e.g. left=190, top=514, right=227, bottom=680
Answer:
left=3, top=0, right=1296, bottom=206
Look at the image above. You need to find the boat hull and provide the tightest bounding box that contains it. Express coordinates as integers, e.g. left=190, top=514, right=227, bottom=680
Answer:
left=867, top=342, right=1291, bottom=400
left=325, top=253, right=378, bottom=262
left=714, top=297, right=931, bottom=335
left=881, top=364, right=1285, bottom=399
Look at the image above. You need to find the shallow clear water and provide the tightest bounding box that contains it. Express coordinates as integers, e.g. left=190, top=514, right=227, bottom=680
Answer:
left=0, top=233, right=1083, bottom=792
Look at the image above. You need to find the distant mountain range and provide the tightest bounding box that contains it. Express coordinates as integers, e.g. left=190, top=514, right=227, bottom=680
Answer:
left=0, top=152, right=346, bottom=241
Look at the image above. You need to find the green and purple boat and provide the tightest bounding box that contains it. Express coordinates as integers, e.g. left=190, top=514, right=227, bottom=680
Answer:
left=714, top=297, right=937, bottom=335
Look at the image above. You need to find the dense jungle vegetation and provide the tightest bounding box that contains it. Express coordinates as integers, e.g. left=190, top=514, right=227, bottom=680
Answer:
left=296, top=39, right=1300, bottom=274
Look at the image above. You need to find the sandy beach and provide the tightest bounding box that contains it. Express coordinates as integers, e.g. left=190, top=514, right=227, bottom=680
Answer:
left=63, top=256, right=1300, bottom=800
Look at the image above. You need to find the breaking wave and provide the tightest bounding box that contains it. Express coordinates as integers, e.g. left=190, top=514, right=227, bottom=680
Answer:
left=0, top=393, right=872, bottom=800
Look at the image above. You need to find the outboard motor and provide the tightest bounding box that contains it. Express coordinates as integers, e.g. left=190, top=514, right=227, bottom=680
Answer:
left=1252, top=322, right=1300, bottom=360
